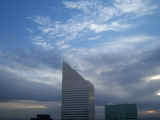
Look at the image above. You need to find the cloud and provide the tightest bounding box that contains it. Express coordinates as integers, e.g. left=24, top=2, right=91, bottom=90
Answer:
left=156, top=90, right=160, bottom=96
left=0, top=63, right=61, bottom=86
left=28, top=0, right=159, bottom=50
left=1, top=34, right=160, bottom=120
left=0, top=49, right=62, bottom=87
left=144, top=74, right=160, bottom=82
left=0, top=100, right=47, bottom=110
left=29, top=0, right=158, bottom=50
left=32, top=16, right=52, bottom=25
left=0, top=100, right=61, bottom=120
left=88, top=21, right=131, bottom=33
left=89, top=24, right=108, bottom=33
left=96, top=106, right=105, bottom=120
left=63, top=35, right=160, bottom=105
left=63, top=1, right=92, bottom=13
left=56, top=40, right=71, bottom=49
left=114, top=0, right=158, bottom=16
left=88, top=35, right=101, bottom=40
left=2, top=0, right=159, bottom=119
left=0, top=48, right=62, bottom=102
left=4, top=34, right=157, bottom=105
left=139, top=109, right=160, bottom=119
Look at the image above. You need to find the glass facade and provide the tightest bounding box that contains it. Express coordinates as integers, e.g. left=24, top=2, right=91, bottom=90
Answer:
left=105, top=104, right=137, bottom=120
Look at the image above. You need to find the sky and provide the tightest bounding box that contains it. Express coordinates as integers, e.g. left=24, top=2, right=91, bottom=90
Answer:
left=1, top=0, right=160, bottom=120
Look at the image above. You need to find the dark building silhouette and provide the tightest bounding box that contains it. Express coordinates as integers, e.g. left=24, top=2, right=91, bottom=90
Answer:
left=105, top=104, right=137, bottom=120
left=30, top=114, right=53, bottom=120
left=62, top=62, right=95, bottom=120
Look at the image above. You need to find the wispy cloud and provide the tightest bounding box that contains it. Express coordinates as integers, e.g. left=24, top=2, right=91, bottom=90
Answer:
left=26, top=0, right=160, bottom=111
left=144, top=74, right=160, bottom=82
left=29, top=0, right=158, bottom=50
left=0, top=61, right=61, bottom=87
left=0, top=100, right=47, bottom=110
left=88, top=35, right=101, bottom=40
left=114, top=0, right=158, bottom=16
left=63, top=1, right=92, bottom=13
left=89, top=24, right=108, bottom=33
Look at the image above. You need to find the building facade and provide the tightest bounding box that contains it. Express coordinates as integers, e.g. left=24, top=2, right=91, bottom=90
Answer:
left=30, top=114, right=53, bottom=120
left=61, top=62, right=95, bottom=120
left=105, top=104, right=137, bottom=120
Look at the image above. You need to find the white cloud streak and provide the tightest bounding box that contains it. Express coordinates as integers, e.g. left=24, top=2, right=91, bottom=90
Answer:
left=63, top=1, right=92, bottom=13
left=29, top=0, right=158, bottom=50
left=114, top=0, right=158, bottom=16
left=88, top=35, right=101, bottom=40
left=0, top=100, right=47, bottom=110
left=0, top=62, right=61, bottom=87
left=144, top=74, right=160, bottom=82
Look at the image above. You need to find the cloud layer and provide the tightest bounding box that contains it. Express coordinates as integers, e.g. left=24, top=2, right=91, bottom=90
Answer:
left=30, top=0, right=158, bottom=50
left=0, top=0, right=160, bottom=120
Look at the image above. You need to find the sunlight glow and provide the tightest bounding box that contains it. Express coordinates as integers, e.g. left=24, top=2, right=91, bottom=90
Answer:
left=0, top=101, right=48, bottom=109
left=145, top=110, right=157, bottom=114
left=156, top=92, right=160, bottom=96
left=145, top=74, right=160, bottom=82
left=150, top=75, right=160, bottom=80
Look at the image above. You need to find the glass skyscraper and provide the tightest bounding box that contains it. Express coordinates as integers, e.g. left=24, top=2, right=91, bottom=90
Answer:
left=105, top=104, right=137, bottom=120
left=61, top=62, right=95, bottom=120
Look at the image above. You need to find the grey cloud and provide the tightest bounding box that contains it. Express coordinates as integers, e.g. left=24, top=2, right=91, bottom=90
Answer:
left=0, top=100, right=61, bottom=120
left=63, top=37, right=160, bottom=110
left=0, top=48, right=62, bottom=101
left=0, top=69, right=60, bottom=101
left=1, top=38, right=160, bottom=119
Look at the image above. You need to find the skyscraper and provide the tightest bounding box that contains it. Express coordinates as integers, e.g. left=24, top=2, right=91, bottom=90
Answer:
left=105, top=104, right=137, bottom=120
left=62, top=62, right=95, bottom=120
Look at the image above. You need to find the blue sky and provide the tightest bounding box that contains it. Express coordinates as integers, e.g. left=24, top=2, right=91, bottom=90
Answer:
left=1, top=0, right=160, bottom=120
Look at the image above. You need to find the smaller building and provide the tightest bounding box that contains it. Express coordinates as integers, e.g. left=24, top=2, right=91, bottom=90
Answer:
left=105, top=104, right=137, bottom=120
left=30, top=114, right=53, bottom=120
